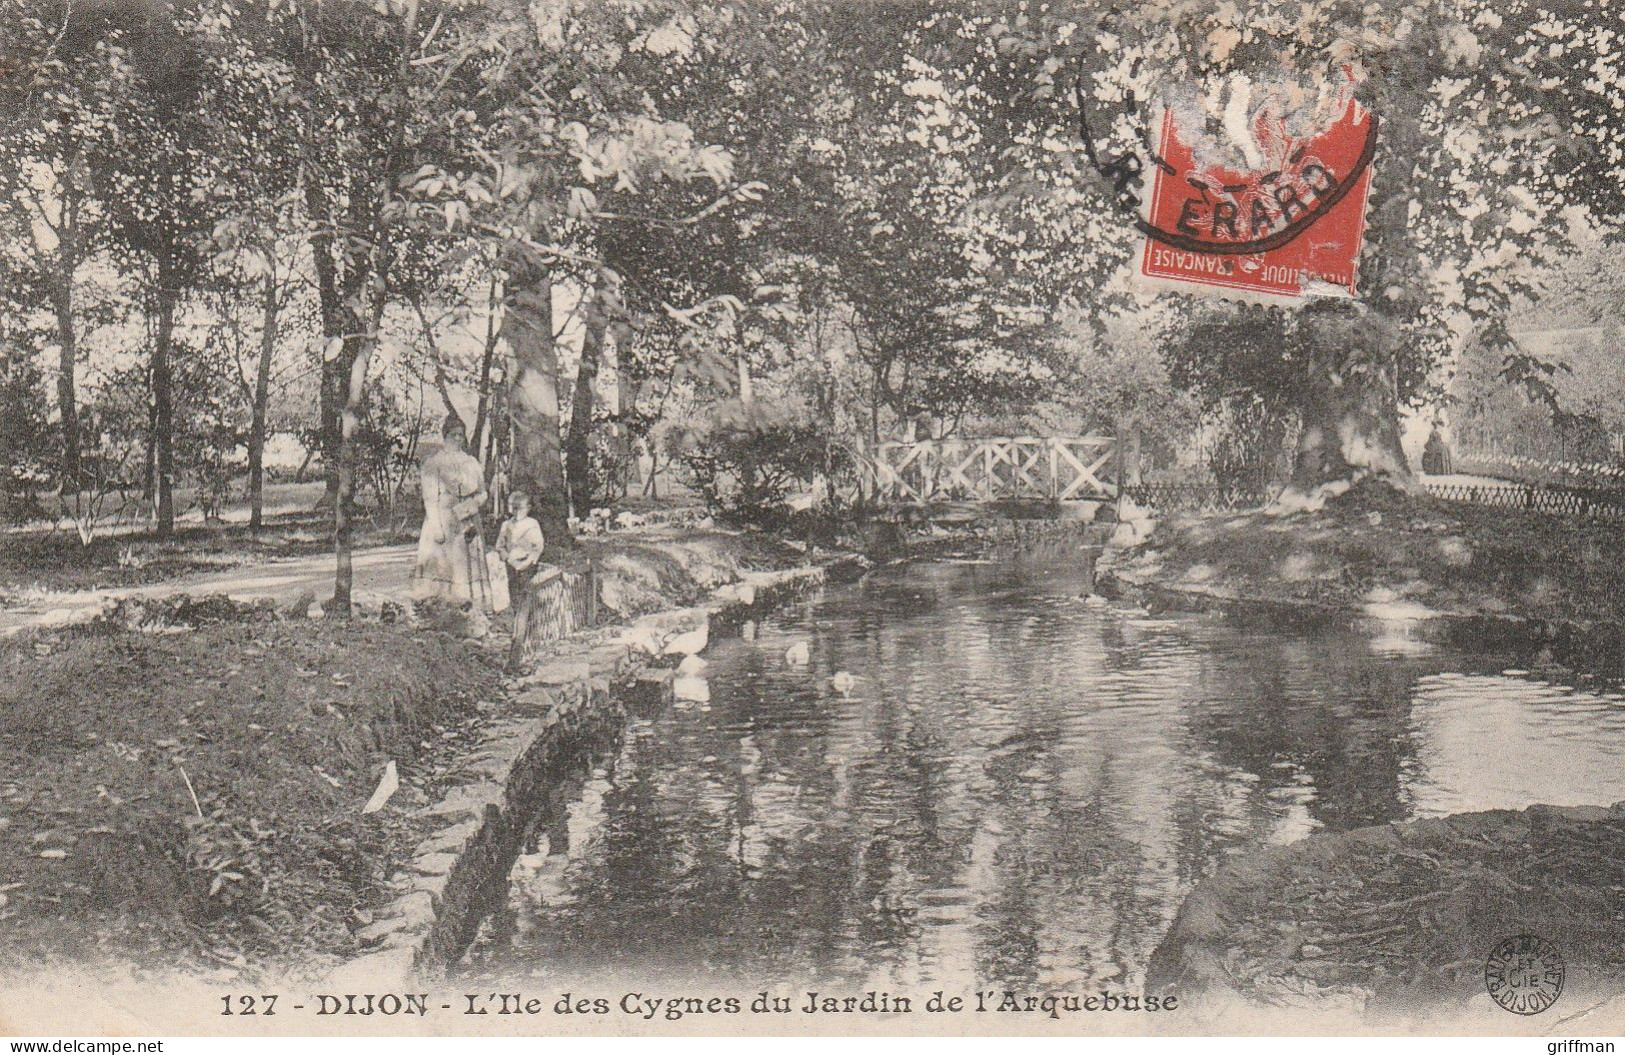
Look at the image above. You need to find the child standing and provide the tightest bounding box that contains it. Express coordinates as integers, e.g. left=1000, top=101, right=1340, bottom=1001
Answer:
left=495, top=490, right=545, bottom=666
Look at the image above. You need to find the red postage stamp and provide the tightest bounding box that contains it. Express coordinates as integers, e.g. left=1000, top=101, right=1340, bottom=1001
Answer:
left=1137, top=88, right=1376, bottom=302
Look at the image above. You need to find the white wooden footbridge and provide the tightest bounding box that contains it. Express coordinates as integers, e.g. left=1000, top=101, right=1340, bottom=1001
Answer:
left=852, top=436, right=1119, bottom=503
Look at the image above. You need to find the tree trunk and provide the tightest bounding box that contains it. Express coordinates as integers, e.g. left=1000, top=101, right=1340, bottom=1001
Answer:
left=152, top=269, right=177, bottom=538
left=49, top=277, right=79, bottom=492
left=869, top=363, right=882, bottom=446
left=322, top=336, right=366, bottom=509
left=473, top=275, right=501, bottom=460
left=565, top=305, right=608, bottom=518
left=1281, top=303, right=1413, bottom=501
left=248, top=273, right=279, bottom=532
left=331, top=347, right=368, bottom=615
left=1278, top=102, right=1424, bottom=505
left=143, top=398, right=156, bottom=504
left=1119, top=421, right=1143, bottom=487
left=1286, top=352, right=1410, bottom=490
left=483, top=383, right=506, bottom=489
left=318, top=357, right=340, bottom=506
left=504, top=258, right=571, bottom=551
left=611, top=320, right=643, bottom=493
left=331, top=287, right=387, bottom=616
left=304, top=182, right=356, bottom=511
left=36, top=169, right=85, bottom=493
left=737, top=345, right=754, bottom=406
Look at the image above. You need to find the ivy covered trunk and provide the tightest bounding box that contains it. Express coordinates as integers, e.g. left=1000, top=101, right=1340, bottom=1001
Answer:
left=504, top=258, right=571, bottom=553
left=564, top=304, right=607, bottom=519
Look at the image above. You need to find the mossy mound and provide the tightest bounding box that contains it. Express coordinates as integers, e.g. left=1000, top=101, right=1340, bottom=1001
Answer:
left=1148, top=802, right=1625, bottom=1023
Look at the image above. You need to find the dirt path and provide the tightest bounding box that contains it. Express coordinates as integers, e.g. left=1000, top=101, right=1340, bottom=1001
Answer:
left=0, top=543, right=415, bottom=635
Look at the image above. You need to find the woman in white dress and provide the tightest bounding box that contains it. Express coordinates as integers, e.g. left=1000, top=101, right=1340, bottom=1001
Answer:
left=411, top=415, right=489, bottom=609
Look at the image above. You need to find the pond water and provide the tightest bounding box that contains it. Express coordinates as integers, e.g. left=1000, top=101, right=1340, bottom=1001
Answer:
left=465, top=557, right=1625, bottom=993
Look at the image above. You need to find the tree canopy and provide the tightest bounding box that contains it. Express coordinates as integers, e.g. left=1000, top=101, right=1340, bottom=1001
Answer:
left=3, top=0, right=1623, bottom=593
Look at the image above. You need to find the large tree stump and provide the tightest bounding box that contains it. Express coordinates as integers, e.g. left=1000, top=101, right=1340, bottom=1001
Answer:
left=509, top=559, right=600, bottom=670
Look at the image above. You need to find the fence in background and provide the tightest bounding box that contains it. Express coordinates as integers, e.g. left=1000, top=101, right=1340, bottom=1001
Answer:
left=1423, top=482, right=1625, bottom=521
left=1123, top=480, right=1625, bottom=522
left=1120, top=483, right=1269, bottom=513
left=1454, top=453, right=1625, bottom=491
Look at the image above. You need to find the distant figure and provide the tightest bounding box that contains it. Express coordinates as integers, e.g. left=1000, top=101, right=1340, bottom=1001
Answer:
left=1422, top=423, right=1453, bottom=476
left=412, top=415, right=490, bottom=614
left=495, top=489, right=545, bottom=663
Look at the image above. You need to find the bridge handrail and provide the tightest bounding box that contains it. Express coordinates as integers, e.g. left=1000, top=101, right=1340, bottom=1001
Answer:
left=852, top=435, right=1119, bottom=502
left=865, top=434, right=1117, bottom=449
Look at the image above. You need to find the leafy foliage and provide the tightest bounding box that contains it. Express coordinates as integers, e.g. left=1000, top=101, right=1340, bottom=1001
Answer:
left=4, top=0, right=1623, bottom=544
left=672, top=399, right=846, bottom=528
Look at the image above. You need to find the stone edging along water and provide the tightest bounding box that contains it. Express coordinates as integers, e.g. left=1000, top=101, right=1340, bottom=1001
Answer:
left=323, top=553, right=873, bottom=988
left=321, top=515, right=1115, bottom=987
left=318, top=515, right=1118, bottom=988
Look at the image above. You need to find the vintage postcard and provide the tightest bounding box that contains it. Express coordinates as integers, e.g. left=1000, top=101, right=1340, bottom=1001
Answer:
left=2, top=0, right=1624, bottom=1044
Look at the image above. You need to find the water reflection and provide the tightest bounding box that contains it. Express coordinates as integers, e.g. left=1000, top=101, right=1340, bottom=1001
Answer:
left=466, top=560, right=1625, bottom=991
left=1406, top=672, right=1625, bottom=816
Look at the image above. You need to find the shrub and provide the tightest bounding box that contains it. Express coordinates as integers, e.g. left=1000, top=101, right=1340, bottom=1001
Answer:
left=672, top=400, right=846, bottom=528
left=585, top=411, right=634, bottom=508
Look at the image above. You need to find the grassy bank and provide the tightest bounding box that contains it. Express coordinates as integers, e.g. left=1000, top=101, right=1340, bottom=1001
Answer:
left=1107, top=481, right=1625, bottom=626
left=0, top=514, right=417, bottom=599
left=0, top=525, right=820, bottom=980
left=1118, top=484, right=1625, bottom=1021
left=0, top=610, right=503, bottom=980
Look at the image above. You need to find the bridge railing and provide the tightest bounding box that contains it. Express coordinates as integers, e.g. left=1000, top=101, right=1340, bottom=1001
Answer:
left=855, top=436, right=1118, bottom=503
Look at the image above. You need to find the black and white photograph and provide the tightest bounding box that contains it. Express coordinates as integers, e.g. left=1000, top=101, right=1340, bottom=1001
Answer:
left=2, top=0, right=1625, bottom=1041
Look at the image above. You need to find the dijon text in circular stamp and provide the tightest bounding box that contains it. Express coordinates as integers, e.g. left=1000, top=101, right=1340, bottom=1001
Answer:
left=1484, top=933, right=1565, bottom=1015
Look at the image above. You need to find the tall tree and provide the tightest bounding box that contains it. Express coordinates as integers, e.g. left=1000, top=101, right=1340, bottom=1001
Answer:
left=415, top=0, right=771, bottom=547
left=328, top=0, right=427, bottom=614
left=207, top=199, right=304, bottom=532
left=271, top=0, right=423, bottom=512
left=89, top=3, right=221, bottom=537
left=0, top=5, right=125, bottom=492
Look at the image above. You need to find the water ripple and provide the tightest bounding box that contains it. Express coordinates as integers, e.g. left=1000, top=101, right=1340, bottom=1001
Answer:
left=465, top=559, right=1625, bottom=993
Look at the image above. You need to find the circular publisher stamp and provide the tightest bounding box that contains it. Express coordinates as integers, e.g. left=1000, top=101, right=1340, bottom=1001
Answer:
left=1484, top=934, right=1564, bottom=1015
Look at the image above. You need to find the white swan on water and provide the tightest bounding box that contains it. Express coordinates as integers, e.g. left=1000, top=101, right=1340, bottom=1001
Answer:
left=784, top=641, right=811, bottom=666
left=662, top=625, right=709, bottom=657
